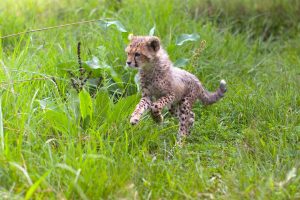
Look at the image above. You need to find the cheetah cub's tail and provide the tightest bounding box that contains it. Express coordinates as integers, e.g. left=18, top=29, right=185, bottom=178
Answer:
left=198, top=79, right=227, bottom=105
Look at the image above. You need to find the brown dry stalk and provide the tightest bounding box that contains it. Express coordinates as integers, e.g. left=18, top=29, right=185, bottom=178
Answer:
left=190, top=40, right=207, bottom=67
left=68, top=42, right=93, bottom=93
left=0, top=78, right=47, bottom=87
left=0, top=19, right=107, bottom=39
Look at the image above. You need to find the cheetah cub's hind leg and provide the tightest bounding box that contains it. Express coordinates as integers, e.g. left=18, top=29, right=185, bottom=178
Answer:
left=178, top=101, right=192, bottom=137
left=178, top=94, right=197, bottom=138
left=188, top=111, right=195, bottom=131
left=169, top=103, right=180, bottom=118
left=169, top=103, right=194, bottom=128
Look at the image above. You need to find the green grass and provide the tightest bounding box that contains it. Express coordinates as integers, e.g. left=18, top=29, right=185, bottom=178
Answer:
left=0, top=0, right=299, bottom=199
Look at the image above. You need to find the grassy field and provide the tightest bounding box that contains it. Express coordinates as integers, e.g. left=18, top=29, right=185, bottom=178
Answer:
left=0, top=0, right=299, bottom=199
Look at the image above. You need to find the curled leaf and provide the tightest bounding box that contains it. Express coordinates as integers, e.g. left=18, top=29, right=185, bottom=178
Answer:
left=99, top=20, right=127, bottom=32
left=176, top=33, right=200, bottom=46
left=149, top=26, right=156, bottom=36
left=85, top=56, right=100, bottom=69
left=174, top=58, right=189, bottom=68
left=79, top=89, right=93, bottom=120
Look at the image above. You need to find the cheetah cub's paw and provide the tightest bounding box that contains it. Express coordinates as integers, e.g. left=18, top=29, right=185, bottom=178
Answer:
left=150, top=105, right=164, bottom=123
left=151, top=113, right=164, bottom=123
left=130, top=115, right=139, bottom=125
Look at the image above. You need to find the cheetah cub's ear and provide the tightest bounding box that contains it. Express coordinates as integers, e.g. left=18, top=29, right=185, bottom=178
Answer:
left=147, top=36, right=160, bottom=52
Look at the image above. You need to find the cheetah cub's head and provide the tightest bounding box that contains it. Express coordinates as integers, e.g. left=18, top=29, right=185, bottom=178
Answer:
left=125, top=34, right=160, bottom=68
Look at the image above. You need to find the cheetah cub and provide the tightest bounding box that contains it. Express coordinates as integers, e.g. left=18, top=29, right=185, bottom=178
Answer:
left=125, top=34, right=227, bottom=138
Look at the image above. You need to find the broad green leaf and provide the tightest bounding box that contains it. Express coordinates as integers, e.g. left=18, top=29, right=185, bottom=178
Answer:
left=99, top=20, right=127, bottom=32
left=85, top=56, right=122, bottom=88
left=79, top=89, right=93, bottom=120
left=85, top=56, right=101, bottom=69
left=25, top=170, right=51, bottom=200
left=174, top=58, right=189, bottom=67
left=37, top=99, right=57, bottom=111
left=94, top=90, right=111, bottom=119
left=109, top=67, right=123, bottom=88
left=68, top=89, right=81, bottom=123
left=88, top=78, right=102, bottom=88
left=45, top=110, right=71, bottom=133
left=107, top=94, right=139, bottom=123
left=176, top=33, right=200, bottom=46
left=149, top=26, right=156, bottom=36
left=85, top=53, right=107, bottom=70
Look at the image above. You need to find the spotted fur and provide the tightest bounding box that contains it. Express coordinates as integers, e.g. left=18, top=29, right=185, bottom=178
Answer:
left=126, top=35, right=227, bottom=138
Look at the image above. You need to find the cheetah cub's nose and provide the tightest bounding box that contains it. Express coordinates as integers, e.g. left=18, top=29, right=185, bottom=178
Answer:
left=126, top=61, right=132, bottom=65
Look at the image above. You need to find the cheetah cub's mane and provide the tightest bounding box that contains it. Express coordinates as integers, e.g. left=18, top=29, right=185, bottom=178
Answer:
left=126, top=34, right=227, bottom=140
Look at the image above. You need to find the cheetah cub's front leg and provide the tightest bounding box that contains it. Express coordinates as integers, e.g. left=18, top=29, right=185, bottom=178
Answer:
left=130, top=97, right=151, bottom=125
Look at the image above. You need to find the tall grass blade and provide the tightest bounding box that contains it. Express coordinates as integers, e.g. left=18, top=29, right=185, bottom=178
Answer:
left=10, top=162, right=33, bottom=186
left=25, top=170, right=51, bottom=200
left=0, top=97, right=3, bottom=152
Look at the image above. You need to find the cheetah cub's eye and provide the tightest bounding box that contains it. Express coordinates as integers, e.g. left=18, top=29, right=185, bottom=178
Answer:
left=135, top=52, right=141, bottom=57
